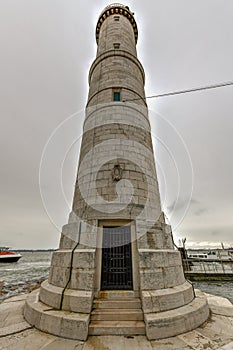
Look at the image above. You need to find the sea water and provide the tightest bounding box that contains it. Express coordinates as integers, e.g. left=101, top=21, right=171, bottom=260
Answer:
left=0, top=251, right=51, bottom=300
left=0, top=251, right=233, bottom=303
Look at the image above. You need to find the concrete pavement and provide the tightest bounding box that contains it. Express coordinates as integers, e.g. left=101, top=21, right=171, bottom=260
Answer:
left=1, top=292, right=233, bottom=349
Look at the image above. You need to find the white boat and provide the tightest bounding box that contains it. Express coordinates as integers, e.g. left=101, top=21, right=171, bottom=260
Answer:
left=0, top=247, right=22, bottom=263
left=187, top=248, right=233, bottom=262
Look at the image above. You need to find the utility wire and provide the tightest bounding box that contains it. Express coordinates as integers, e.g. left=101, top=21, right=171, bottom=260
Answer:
left=122, top=80, right=233, bottom=102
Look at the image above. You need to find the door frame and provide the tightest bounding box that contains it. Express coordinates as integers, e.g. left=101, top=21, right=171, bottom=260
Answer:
left=94, top=219, right=139, bottom=296
left=101, top=225, right=133, bottom=290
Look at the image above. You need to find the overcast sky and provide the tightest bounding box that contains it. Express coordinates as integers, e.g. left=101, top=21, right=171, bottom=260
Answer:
left=1, top=0, right=233, bottom=249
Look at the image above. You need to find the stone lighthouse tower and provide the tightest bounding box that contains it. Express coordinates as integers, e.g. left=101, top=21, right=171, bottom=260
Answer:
left=25, top=3, right=209, bottom=340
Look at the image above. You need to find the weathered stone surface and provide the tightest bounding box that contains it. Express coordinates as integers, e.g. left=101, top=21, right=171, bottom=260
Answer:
left=62, top=290, right=94, bottom=313
left=72, top=249, right=96, bottom=269
left=163, top=265, right=185, bottom=288
left=62, top=223, right=80, bottom=244
left=141, top=281, right=194, bottom=313
left=48, top=266, right=70, bottom=288
left=39, top=280, right=63, bottom=309
left=139, top=249, right=186, bottom=290
left=0, top=329, right=56, bottom=350
left=24, top=291, right=53, bottom=329
left=24, top=290, right=89, bottom=341
left=139, top=250, right=182, bottom=268
left=140, top=268, right=165, bottom=290
left=70, top=268, right=95, bottom=290
left=60, top=313, right=89, bottom=340
left=0, top=315, right=28, bottom=333
left=88, top=320, right=145, bottom=336
left=41, top=338, right=84, bottom=350
left=50, top=250, right=73, bottom=268
left=59, top=233, right=76, bottom=250
left=144, top=293, right=209, bottom=340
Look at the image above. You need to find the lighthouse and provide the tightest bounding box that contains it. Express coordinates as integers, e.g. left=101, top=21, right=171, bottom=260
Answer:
left=24, top=3, right=209, bottom=340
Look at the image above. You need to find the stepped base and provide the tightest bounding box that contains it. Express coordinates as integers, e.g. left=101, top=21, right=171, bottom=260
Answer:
left=24, top=290, right=89, bottom=341
left=4, top=292, right=233, bottom=349
left=145, top=290, right=209, bottom=340
left=24, top=289, right=209, bottom=341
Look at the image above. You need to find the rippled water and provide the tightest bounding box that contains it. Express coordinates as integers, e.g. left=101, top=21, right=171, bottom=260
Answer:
left=193, top=280, right=233, bottom=303
left=0, top=251, right=52, bottom=300
left=0, top=251, right=233, bottom=304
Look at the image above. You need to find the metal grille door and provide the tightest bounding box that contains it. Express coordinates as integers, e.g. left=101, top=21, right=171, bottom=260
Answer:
left=101, top=226, right=133, bottom=290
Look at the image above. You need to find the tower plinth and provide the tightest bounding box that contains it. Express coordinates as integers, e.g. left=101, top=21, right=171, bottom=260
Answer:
left=24, top=3, right=209, bottom=340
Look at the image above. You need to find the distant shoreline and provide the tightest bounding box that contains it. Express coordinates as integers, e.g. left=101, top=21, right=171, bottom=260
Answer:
left=13, top=249, right=56, bottom=252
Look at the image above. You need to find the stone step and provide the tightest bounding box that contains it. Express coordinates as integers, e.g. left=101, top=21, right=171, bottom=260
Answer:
left=91, top=308, right=144, bottom=321
left=93, top=298, right=141, bottom=309
left=97, top=290, right=139, bottom=299
left=88, top=320, right=146, bottom=336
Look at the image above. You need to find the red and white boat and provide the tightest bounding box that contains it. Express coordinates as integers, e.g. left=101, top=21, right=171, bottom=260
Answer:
left=0, top=247, right=22, bottom=263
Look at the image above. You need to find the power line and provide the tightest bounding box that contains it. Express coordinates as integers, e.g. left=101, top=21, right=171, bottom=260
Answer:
left=122, top=80, right=233, bottom=102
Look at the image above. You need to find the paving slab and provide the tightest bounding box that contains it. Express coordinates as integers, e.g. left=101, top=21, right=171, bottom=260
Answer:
left=3, top=331, right=55, bottom=350
left=40, top=337, right=84, bottom=350
left=136, top=336, right=153, bottom=350
left=0, top=295, right=32, bottom=337
left=197, top=315, right=233, bottom=346
left=2, top=294, right=28, bottom=304
left=151, top=337, right=193, bottom=350
left=178, top=330, right=219, bottom=350
left=0, top=329, right=40, bottom=349
left=0, top=321, right=32, bottom=337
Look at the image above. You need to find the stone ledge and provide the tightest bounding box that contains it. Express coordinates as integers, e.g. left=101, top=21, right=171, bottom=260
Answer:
left=141, top=281, right=194, bottom=313
left=62, top=289, right=94, bottom=313
left=39, top=280, right=63, bottom=309
left=144, top=291, right=209, bottom=340
left=24, top=290, right=90, bottom=341
left=39, top=280, right=94, bottom=313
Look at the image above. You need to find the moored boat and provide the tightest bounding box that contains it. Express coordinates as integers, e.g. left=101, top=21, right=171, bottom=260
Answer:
left=187, top=248, right=233, bottom=263
left=0, top=247, right=22, bottom=263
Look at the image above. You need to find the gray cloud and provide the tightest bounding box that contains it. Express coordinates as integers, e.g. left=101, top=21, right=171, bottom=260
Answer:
left=166, top=198, right=189, bottom=213
left=194, top=208, right=208, bottom=217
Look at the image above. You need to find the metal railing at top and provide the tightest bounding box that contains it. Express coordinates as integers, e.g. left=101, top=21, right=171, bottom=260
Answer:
left=99, top=4, right=130, bottom=17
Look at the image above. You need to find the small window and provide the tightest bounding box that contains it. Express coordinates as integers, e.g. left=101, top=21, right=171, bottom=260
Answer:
left=113, top=91, right=121, bottom=101
left=113, top=43, right=120, bottom=50
left=114, top=16, right=120, bottom=22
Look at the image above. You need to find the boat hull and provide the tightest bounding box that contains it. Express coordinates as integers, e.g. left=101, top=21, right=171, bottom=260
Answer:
left=0, top=255, right=21, bottom=263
